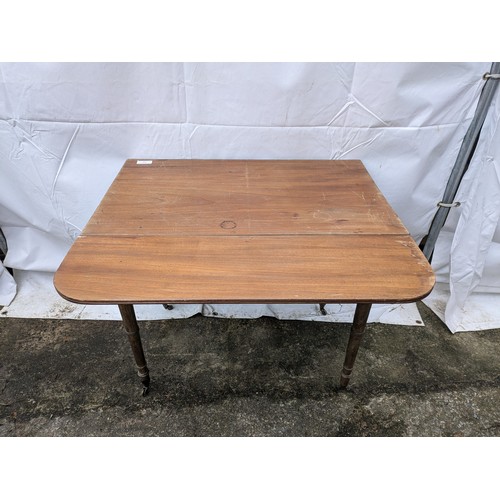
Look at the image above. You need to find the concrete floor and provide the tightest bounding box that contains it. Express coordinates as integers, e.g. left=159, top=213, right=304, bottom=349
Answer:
left=1, top=302, right=499, bottom=436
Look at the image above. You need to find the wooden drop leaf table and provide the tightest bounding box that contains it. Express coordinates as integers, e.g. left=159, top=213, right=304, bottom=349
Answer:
left=54, top=159, right=435, bottom=395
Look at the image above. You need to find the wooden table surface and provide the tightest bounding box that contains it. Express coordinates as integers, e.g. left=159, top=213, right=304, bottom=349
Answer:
left=54, top=159, right=435, bottom=305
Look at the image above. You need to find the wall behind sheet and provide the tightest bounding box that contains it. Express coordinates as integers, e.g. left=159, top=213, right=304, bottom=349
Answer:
left=0, top=62, right=493, bottom=328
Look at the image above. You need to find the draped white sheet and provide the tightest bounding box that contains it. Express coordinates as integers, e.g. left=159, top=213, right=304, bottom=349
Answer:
left=1, top=62, right=497, bottom=331
left=424, top=87, right=500, bottom=331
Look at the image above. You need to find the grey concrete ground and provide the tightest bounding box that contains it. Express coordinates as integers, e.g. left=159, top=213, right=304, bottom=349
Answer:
left=1, top=302, right=499, bottom=436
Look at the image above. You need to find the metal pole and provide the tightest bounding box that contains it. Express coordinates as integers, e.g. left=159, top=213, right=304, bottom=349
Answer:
left=421, top=62, right=500, bottom=261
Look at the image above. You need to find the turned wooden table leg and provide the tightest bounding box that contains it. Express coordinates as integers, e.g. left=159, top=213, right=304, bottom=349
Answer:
left=339, top=303, right=372, bottom=388
left=118, top=304, right=150, bottom=396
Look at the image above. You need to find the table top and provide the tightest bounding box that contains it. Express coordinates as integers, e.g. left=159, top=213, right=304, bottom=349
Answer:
left=54, top=159, right=435, bottom=305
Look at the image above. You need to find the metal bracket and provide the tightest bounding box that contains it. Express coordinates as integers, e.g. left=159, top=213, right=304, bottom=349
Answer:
left=483, top=73, right=500, bottom=80
left=437, top=201, right=461, bottom=208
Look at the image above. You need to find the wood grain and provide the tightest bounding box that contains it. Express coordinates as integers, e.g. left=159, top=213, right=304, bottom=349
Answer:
left=82, top=160, right=408, bottom=236
left=55, top=159, right=435, bottom=305
left=54, top=234, right=435, bottom=304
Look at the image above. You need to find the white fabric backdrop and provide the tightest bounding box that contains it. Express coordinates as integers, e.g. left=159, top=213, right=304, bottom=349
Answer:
left=424, top=85, right=500, bottom=331
left=0, top=62, right=497, bottom=330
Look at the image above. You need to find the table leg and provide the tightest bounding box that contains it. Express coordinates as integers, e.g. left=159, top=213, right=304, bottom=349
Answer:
left=339, top=303, right=372, bottom=388
left=118, top=304, right=150, bottom=396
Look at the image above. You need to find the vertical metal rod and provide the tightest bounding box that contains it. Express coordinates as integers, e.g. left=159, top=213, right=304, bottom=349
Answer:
left=339, top=303, right=372, bottom=388
left=118, top=304, right=150, bottom=396
left=422, top=62, right=500, bottom=261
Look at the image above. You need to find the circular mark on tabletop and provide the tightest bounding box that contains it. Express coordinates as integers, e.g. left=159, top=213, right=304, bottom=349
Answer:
left=220, top=220, right=237, bottom=229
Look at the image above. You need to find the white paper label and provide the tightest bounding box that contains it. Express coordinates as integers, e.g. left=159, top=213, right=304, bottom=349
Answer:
left=136, top=160, right=153, bottom=165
